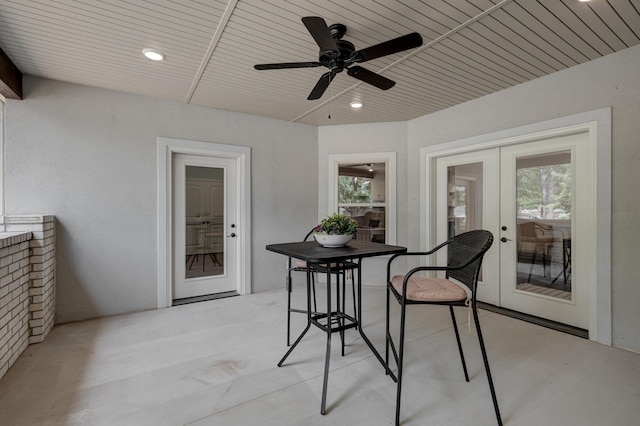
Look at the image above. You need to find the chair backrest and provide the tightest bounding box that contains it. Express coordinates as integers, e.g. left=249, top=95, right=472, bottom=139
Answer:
left=519, top=221, right=549, bottom=240
left=446, top=230, right=494, bottom=294
left=303, top=227, right=317, bottom=241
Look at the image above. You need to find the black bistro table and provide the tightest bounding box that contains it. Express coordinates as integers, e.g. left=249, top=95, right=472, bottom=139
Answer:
left=266, top=239, right=407, bottom=414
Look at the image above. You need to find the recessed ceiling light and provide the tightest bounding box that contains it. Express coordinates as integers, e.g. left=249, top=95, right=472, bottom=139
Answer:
left=350, top=101, right=363, bottom=109
left=142, top=48, right=166, bottom=61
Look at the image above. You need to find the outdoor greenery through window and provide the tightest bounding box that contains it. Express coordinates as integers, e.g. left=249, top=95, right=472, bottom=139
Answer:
left=516, top=151, right=572, bottom=220
left=515, top=150, right=573, bottom=293
left=337, top=162, right=386, bottom=243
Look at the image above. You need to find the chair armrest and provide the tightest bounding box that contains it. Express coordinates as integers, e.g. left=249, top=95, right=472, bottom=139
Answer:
left=387, top=239, right=450, bottom=264
left=386, top=239, right=451, bottom=281
left=387, top=240, right=482, bottom=291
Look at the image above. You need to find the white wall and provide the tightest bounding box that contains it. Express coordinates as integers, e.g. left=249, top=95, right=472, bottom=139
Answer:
left=4, top=76, right=318, bottom=323
left=406, top=44, right=640, bottom=353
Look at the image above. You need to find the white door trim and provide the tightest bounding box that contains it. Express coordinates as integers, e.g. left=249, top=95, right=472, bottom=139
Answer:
left=157, top=137, right=251, bottom=308
left=420, top=107, right=611, bottom=345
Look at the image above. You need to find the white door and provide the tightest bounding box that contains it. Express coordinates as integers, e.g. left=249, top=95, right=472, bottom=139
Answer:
left=434, top=131, right=594, bottom=329
left=499, top=132, right=593, bottom=329
left=435, top=149, right=500, bottom=304
left=173, top=154, right=238, bottom=300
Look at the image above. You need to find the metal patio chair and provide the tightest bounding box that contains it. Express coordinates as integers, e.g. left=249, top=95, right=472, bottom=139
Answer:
left=385, top=229, right=501, bottom=426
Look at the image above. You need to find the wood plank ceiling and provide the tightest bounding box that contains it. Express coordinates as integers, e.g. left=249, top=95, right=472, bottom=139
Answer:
left=0, top=0, right=638, bottom=126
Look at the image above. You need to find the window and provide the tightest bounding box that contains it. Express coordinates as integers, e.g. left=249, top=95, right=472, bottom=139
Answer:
left=0, top=98, right=4, bottom=217
left=329, top=153, right=396, bottom=244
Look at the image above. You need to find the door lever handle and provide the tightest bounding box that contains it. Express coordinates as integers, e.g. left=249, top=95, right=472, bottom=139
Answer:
left=500, top=237, right=512, bottom=243
left=228, top=233, right=237, bottom=238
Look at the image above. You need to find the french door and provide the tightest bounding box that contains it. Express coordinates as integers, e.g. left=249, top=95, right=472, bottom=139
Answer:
left=435, top=131, right=594, bottom=329
left=435, top=149, right=500, bottom=304
left=173, top=154, right=238, bottom=300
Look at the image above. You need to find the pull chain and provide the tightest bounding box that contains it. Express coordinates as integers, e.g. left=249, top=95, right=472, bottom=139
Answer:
left=328, top=82, right=332, bottom=120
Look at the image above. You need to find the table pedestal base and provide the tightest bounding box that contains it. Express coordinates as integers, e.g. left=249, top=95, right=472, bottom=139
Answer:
left=277, top=262, right=396, bottom=415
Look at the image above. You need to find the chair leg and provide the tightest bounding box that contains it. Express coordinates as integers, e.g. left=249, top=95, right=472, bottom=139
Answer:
left=311, top=272, right=318, bottom=313
left=286, top=274, right=292, bottom=347
left=337, top=270, right=345, bottom=356
left=187, top=254, right=197, bottom=270
left=350, top=270, right=357, bottom=329
left=472, top=306, right=503, bottom=426
left=321, top=270, right=333, bottom=415
left=395, top=300, right=408, bottom=426
left=385, top=285, right=391, bottom=373
left=449, top=306, right=469, bottom=382
left=385, top=285, right=400, bottom=374
left=527, top=246, right=538, bottom=283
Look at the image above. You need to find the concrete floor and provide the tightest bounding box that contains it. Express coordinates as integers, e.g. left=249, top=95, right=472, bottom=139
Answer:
left=0, top=285, right=638, bottom=425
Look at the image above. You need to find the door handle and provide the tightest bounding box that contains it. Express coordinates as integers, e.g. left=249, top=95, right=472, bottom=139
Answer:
left=228, top=233, right=237, bottom=238
left=500, top=237, right=512, bottom=243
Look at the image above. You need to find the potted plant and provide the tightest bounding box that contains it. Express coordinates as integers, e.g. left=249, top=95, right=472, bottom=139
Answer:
left=313, top=213, right=357, bottom=247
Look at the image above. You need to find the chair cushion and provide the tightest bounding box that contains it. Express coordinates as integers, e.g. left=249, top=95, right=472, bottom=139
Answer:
left=391, top=275, right=468, bottom=302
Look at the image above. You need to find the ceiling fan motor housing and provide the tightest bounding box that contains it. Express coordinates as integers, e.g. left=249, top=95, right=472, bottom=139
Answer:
left=328, top=23, right=347, bottom=39
left=319, top=39, right=355, bottom=72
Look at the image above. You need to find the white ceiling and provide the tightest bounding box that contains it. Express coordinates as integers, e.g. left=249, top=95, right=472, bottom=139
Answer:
left=1, top=0, right=638, bottom=126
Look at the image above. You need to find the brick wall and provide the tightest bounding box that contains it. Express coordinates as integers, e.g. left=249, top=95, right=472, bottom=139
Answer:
left=0, top=215, right=56, bottom=380
left=0, top=232, right=31, bottom=379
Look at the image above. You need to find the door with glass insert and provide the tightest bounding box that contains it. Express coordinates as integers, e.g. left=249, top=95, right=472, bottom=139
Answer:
left=434, top=132, right=594, bottom=329
left=173, top=154, right=238, bottom=300
left=435, top=149, right=500, bottom=305
left=500, top=133, right=592, bottom=329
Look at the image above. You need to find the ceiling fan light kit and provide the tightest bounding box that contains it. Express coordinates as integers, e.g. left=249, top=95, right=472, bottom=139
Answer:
left=254, top=16, right=423, bottom=101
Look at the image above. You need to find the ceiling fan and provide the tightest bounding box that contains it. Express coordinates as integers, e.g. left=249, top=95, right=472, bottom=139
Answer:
left=254, top=16, right=423, bottom=100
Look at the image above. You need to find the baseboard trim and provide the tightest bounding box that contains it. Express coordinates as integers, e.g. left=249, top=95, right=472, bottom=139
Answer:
left=478, top=302, right=588, bottom=339
left=173, top=291, right=239, bottom=306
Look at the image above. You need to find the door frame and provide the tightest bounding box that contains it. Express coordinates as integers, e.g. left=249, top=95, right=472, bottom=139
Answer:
left=157, top=137, right=251, bottom=308
left=420, top=108, right=611, bottom=345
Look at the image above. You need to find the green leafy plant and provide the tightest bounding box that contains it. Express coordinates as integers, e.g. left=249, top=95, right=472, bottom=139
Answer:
left=314, top=213, right=358, bottom=235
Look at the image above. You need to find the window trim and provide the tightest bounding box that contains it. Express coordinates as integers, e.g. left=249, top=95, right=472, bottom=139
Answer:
left=328, top=152, right=396, bottom=245
left=0, top=98, right=4, bottom=219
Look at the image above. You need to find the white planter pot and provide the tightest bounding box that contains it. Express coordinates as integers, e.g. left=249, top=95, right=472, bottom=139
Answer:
left=313, top=234, right=353, bottom=248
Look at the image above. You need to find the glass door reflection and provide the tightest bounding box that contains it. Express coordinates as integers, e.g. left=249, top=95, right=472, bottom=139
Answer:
left=184, top=165, right=224, bottom=279
left=515, top=150, right=572, bottom=299
left=447, top=162, right=483, bottom=238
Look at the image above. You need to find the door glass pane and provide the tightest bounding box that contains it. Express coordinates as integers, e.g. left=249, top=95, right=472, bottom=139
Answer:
left=185, top=166, right=224, bottom=279
left=515, top=150, right=572, bottom=300
left=447, top=163, right=483, bottom=238
left=338, top=162, right=386, bottom=243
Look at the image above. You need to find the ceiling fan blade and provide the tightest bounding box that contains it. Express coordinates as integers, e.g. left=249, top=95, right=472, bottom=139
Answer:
left=302, top=16, right=339, bottom=53
left=350, top=32, right=423, bottom=63
left=307, top=71, right=335, bottom=100
left=254, top=62, right=322, bottom=70
left=347, top=66, right=395, bottom=90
